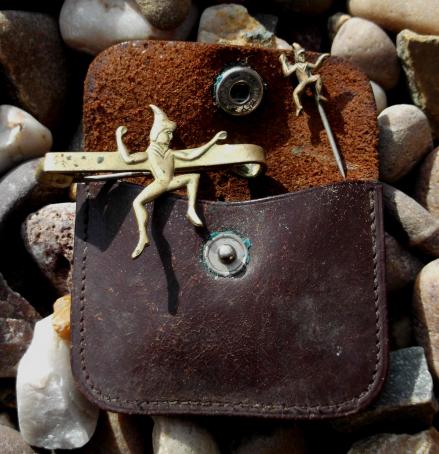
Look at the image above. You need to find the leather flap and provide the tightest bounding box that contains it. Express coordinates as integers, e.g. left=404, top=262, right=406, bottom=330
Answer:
left=71, top=181, right=388, bottom=419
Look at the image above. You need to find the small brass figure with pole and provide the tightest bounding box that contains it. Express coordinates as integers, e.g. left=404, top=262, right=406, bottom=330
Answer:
left=279, top=43, right=346, bottom=178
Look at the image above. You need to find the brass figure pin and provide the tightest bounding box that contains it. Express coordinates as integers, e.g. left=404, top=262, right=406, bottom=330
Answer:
left=279, top=43, right=346, bottom=179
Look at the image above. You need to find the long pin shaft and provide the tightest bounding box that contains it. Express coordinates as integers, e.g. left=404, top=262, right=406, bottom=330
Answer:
left=315, top=100, right=346, bottom=179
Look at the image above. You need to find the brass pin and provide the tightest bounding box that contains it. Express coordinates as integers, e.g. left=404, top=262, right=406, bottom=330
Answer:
left=279, top=43, right=346, bottom=179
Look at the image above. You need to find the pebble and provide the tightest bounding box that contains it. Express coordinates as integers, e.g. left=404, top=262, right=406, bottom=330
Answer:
left=0, top=412, right=15, bottom=429
left=0, top=11, right=68, bottom=130
left=328, top=13, right=351, bottom=41
left=0, top=273, right=40, bottom=378
left=348, top=0, right=439, bottom=35
left=233, top=427, right=306, bottom=454
left=415, top=147, right=439, bottom=217
left=0, top=159, right=65, bottom=234
left=21, top=203, right=75, bottom=296
left=0, top=105, right=52, bottom=175
left=378, top=105, right=433, bottom=183
left=52, top=294, right=71, bottom=341
left=0, top=425, right=36, bottom=454
left=348, top=428, right=439, bottom=453
left=370, top=82, right=387, bottom=115
left=134, top=0, right=191, bottom=30
left=385, top=233, right=423, bottom=293
left=0, top=383, right=16, bottom=409
left=413, top=259, right=439, bottom=381
left=397, top=29, right=439, bottom=138
left=331, top=17, right=400, bottom=90
left=198, top=4, right=290, bottom=49
left=382, top=183, right=439, bottom=257
left=153, top=416, right=220, bottom=454
left=60, top=0, right=197, bottom=56
left=83, top=412, right=149, bottom=454
left=17, top=315, right=99, bottom=449
left=335, top=347, right=438, bottom=431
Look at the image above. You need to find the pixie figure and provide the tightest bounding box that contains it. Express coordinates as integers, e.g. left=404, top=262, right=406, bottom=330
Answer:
left=279, top=42, right=329, bottom=116
left=116, top=105, right=227, bottom=258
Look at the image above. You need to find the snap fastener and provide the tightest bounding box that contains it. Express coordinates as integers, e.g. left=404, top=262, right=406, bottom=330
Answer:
left=203, top=232, right=249, bottom=277
left=213, top=66, right=265, bottom=116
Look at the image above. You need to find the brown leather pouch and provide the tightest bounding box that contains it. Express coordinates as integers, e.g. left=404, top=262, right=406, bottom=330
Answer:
left=71, top=180, right=388, bottom=419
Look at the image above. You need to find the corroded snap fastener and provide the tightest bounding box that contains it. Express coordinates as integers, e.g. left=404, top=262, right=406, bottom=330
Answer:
left=203, top=232, right=249, bottom=277
left=214, top=66, right=265, bottom=116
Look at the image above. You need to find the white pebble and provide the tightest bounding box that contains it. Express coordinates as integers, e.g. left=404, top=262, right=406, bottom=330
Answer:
left=0, top=105, right=52, bottom=174
left=60, top=0, right=197, bottom=55
left=16, top=316, right=99, bottom=449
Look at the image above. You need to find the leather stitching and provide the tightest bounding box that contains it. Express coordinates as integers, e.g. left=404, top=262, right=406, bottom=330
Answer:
left=79, top=183, right=384, bottom=415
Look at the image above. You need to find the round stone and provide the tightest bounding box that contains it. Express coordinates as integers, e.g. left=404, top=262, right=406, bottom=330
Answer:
left=378, top=105, right=432, bottom=182
left=415, top=147, right=439, bottom=217
left=331, top=17, right=399, bottom=90
left=134, top=0, right=191, bottom=30
left=348, top=0, right=439, bottom=35
left=370, top=81, right=387, bottom=115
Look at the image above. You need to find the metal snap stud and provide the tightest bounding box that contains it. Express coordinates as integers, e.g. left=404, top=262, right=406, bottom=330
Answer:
left=217, top=243, right=237, bottom=263
left=203, top=232, right=249, bottom=277
left=213, top=66, right=265, bottom=116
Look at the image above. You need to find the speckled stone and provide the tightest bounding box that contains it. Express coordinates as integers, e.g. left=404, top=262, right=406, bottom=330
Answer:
left=385, top=233, right=423, bottom=293
left=0, top=11, right=68, bottom=129
left=415, top=147, right=439, bottom=217
left=331, top=17, right=399, bottom=90
left=198, top=4, right=290, bottom=49
left=21, top=203, right=75, bottom=296
left=0, top=273, right=40, bottom=378
left=349, top=428, right=439, bottom=453
left=135, top=0, right=191, bottom=30
left=0, top=425, right=36, bottom=454
left=397, top=29, right=439, bottom=138
left=348, top=0, right=439, bottom=35
left=378, top=105, right=432, bottom=183
left=413, top=259, right=439, bottom=381
left=382, top=183, right=439, bottom=257
left=335, top=347, right=438, bottom=431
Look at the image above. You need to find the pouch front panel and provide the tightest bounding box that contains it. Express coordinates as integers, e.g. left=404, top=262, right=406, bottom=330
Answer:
left=71, top=181, right=387, bottom=419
